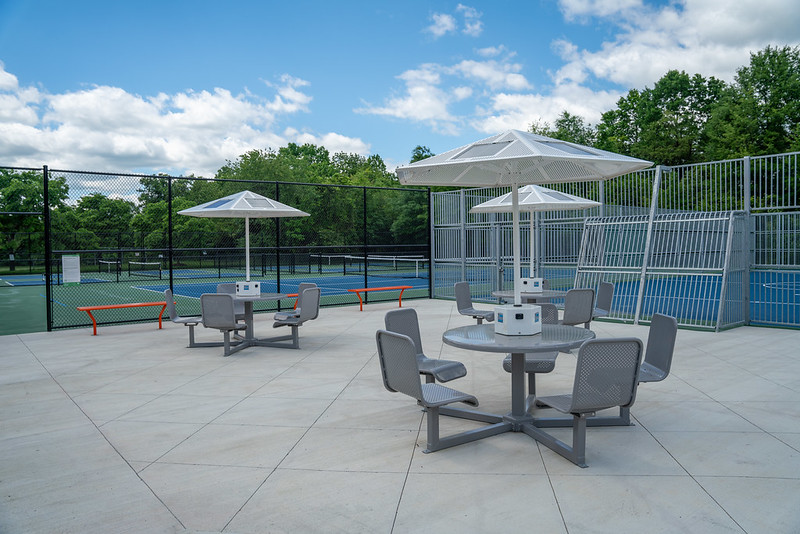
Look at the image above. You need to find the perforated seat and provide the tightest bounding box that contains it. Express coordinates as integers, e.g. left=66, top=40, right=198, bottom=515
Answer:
left=200, top=293, right=247, bottom=356
left=216, top=283, right=245, bottom=320
left=530, top=337, right=644, bottom=467
left=271, top=287, right=320, bottom=349
left=377, top=330, right=502, bottom=453
left=593, top=282, right=614, bottom=319
left=164, top=289, right=203, bottom=347
left=559, top=288, right=595, bottom=329
left=455, top=281, right=494, bottom=324
left=274, top=282, right=317, bottom=322
left=385, top=308, right=468, bottom=384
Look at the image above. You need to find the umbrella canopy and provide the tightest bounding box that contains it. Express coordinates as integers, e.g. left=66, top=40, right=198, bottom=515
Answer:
left=469, top=184, right=601, bottom=213
left=396, top=130, right=651, bottom=304
left=469, top=184, right=601, bottom=278
left=178, top=190, right=309, bottom=281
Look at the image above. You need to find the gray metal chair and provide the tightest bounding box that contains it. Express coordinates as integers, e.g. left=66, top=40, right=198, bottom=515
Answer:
left=560, top=288, right=595, bottom=329
left=501, top=303, right=559, bottom=409
left=376, top=329, right=506, bottom=453
left=164, top=289, right=204, bottom=347
left=274, top=282, right=317, bottom=322
left=615, top=313, right=678, bottom=425
left=216, top=283, right=245, bottom=320
left=271, top=287, right=320, bottom=349
left=593, top=282, right=614, bottom=319
left=455, top=281, right=494, bottom=324
left=200, top=293, right=247, bottom=356
left=385, top=308, right=468, bottom=384
left=529, top=337, right=644, bottom=467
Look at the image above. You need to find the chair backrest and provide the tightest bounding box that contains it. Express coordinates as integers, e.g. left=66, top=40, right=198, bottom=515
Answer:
left=200, top=293, right=238, bottom=330
left=539, top=303, right=559, bottom=325
left=375, top=330, right=423, bottom=400
left=643, top=313, right=678, bottom=379
left=296, top=287, right=321, bottom=322
left=164, top=289, right=178, bottom=321
left=596, top=282, right=614, bottom=313
left=217, top=283, right=246, bottom=314
left=562, top=288, right=595, bottom=326
left=384, top=308, right=424, bottom=355
left=570, top=338, right=643, bottom=413
left=454, top=281, right=474, bottom=312
left=295, top=282, right=318, bottom=315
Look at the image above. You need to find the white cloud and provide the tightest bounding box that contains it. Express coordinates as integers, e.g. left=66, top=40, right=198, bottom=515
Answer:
left=0, top=62, right=19, bottom=91
left=0, top=65, right=368, bottom=177
left=555, top=0, right=800, bottom=87
left=425, top=13, right=457, bottom=38
left=426, top=4, right=483, bottom=38
left=356, top=53, right=530, bottom=134
left=471, top=83, right=622, bottom=134
left=457, top=4, right=484, bottom=37
left=449, top=59, right=531, bottom=91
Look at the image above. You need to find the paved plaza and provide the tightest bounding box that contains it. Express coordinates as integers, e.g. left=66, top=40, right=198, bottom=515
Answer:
left=2, top=298, right=799, bottom=533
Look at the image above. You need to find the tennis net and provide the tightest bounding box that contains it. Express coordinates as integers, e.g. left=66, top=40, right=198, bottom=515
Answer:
left=128, top=261, right=162, bottom=279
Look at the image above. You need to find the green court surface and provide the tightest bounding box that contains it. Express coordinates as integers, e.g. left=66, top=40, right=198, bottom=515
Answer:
left=0, top=285, right=47, bottom=335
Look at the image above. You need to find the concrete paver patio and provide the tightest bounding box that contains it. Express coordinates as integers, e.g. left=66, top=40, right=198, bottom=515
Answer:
left=2, top=298, right=799, bottom=533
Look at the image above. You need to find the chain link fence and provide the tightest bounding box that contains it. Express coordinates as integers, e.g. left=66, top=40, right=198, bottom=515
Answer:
left=0, top=167, right=430, bottom=331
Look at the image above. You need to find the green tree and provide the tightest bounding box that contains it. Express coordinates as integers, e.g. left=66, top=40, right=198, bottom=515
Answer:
left=528, top=112, right=596, bottom=145
left=410, top=145, right=434, bottom=163
left=706, top=45, right=800, bottom=158
left=1, top=169, right=69, bottom=260
left=596, top=70, right=725, bottom=165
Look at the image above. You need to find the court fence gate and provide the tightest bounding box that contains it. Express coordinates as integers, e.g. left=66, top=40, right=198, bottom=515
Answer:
left=432, top=154, right=800, bottom=331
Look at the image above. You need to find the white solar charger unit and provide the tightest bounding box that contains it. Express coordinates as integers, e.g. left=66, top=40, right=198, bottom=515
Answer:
left=235, top=281, right=261, bottom=296
left=520, top=277, right=544, bottom=293
left=494, top=303, right=542, bottom=336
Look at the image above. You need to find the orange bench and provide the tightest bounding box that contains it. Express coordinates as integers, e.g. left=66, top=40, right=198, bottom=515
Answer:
left=77, top=302, right=168, bottom=335
left=347, top=286, right=413, bottom=311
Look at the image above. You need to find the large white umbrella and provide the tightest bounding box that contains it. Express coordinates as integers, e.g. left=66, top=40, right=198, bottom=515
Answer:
left=178, top=190, right=309, bottom=281
left=396, top=129, right=651, bottom=304
left=469, top=184, right=601, bottom=278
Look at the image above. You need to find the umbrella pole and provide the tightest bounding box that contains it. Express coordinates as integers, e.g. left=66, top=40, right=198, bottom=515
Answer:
left=530, top=214, right=536, bottom=279
left=245, top=216, right=250, bottom=282
left=512, top=184, right=521, bottom=305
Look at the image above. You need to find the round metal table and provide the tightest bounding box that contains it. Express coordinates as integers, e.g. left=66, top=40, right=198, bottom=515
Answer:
left=443, top=323, right=595, bottom=424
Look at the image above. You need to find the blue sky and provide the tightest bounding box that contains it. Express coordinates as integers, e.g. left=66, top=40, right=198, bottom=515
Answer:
left=1, top=0, right=799, bottom=179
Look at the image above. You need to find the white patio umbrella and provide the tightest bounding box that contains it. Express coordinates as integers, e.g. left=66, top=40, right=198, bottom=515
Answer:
left=178, top=190, right=309, bottom=282
left=396, top=129, right=651, bottom=305
left=469, top=184, right=601, bottom=279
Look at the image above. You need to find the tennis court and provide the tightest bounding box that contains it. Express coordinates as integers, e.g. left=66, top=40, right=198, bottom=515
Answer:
left=2, top=263, right=797, bottom=335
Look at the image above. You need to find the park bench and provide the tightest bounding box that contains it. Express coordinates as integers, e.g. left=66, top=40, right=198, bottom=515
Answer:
left=347, top=286, right=413, bottom=311
left=77, top=302, right=168, bottom=335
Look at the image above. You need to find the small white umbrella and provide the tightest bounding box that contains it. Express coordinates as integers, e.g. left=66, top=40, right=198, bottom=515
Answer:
left=469, top=184, right=601, bottom=278
left=396, top=130, right=651, bottom=304
left=178, top=190, right=309, bottom=281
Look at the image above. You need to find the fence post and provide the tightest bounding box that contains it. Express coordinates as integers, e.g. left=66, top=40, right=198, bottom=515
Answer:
left=427, top=188, right=433, bottom=298
left=743, top=156, right=751, bottom=325
left=167, top=175, right=174, bottom=291
left=634, top=165, right=669, bottom=324
left=460, top=189, right=466, bottom=282
left=43, top=165, right=52, bottom=331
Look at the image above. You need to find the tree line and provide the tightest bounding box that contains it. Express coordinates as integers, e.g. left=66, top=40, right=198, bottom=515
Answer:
left=528, top=46, right=800, bottom=166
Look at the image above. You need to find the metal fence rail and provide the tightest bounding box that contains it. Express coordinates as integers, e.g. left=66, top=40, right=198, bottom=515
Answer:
left=432, top=152, right=800, bottom=331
